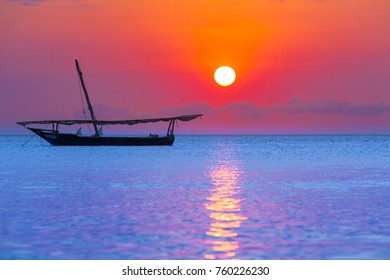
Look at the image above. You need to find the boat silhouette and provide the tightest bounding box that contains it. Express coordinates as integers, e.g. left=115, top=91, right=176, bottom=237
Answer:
left=17, top=60, right=202, bottom=146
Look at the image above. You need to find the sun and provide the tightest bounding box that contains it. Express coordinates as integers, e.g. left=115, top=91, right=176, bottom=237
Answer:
left=214, top=66, right=236, bottom=87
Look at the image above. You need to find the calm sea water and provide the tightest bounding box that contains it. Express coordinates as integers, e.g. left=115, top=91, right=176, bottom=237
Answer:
left=1, top=135, right=390, bottom=260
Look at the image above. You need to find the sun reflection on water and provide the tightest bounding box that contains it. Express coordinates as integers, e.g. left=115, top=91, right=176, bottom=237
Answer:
left=204, top=163, right=247, bottom=260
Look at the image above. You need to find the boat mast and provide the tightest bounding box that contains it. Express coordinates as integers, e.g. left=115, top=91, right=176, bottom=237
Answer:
left=75, top=59, right=99, bottom=137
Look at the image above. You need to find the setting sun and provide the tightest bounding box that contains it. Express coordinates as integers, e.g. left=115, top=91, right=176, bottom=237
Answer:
left=214, top=66, right=236, bottom=87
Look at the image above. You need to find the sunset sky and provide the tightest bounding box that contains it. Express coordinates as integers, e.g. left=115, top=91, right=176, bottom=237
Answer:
left=1, top=0, right=389, bottom=134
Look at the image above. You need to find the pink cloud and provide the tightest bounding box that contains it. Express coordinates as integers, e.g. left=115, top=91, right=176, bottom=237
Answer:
left=160, top=98, right=390, bottom=120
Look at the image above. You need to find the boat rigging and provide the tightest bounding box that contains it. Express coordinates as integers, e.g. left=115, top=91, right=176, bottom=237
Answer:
left=17, top=59, right=202, bottom=146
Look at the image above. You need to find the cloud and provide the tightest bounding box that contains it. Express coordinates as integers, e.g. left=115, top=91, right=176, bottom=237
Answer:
left=276, top=98, right=390, bottom=116
left=218, top=101, right=269, bottom=118
left=6, top=0, right=92, bottom=7
left=160, top=98, right=390, bottom=119
left=158, top=102, right=215, bottom=117
left=6, top=0, right=48, bottom=5
left=158, top=101, right=269, bottom=118
left=74, top=103, right=130, bottom=119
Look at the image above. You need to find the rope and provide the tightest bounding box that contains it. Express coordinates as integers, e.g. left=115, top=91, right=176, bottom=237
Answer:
left=77, top=71, right=87, bottom=119
left=21, top=134, right=36, bottom=146
left=76, top=70, right=93, bottom=135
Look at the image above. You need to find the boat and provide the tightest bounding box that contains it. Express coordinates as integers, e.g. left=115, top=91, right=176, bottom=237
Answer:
left=17, top=60, right=202, bottom=146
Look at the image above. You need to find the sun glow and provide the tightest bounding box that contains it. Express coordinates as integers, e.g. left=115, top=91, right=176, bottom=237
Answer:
left=214, top=66, right=236, bottom=87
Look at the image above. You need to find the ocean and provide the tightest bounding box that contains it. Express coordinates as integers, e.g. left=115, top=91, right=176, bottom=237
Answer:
left=1, top=135, right=390, bottom=259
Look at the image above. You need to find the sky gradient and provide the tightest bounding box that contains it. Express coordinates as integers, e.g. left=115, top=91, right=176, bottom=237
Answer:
left=1, top=0, right=389, bottom=134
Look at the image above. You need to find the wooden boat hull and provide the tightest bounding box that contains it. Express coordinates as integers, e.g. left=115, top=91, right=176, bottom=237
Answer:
left=28, top=128, right=174, bottom=146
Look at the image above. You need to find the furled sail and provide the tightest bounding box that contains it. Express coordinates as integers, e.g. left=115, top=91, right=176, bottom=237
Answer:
left=16, top=114, right=203, bottom=127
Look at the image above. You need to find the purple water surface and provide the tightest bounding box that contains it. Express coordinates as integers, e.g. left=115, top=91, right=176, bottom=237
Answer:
left=1, top=135, right=390, bottom=259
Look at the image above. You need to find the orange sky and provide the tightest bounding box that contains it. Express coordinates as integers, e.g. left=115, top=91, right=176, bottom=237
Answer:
left=1, top=0, right=390, bottom=134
